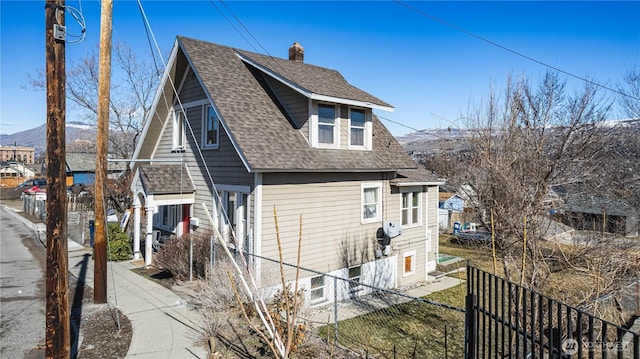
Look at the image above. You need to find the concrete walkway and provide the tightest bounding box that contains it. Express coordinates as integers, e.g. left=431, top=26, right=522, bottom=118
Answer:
left=2, top=203, right=208, bottom=359
left=67, top=248, right=207, bottom=359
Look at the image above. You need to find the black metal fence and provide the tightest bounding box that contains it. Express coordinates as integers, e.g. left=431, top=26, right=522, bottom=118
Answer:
left=464, top=265, right=640, bottom=358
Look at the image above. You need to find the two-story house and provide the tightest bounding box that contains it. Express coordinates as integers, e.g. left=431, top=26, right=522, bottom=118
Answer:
left=129, top=37, right=442, bottom=302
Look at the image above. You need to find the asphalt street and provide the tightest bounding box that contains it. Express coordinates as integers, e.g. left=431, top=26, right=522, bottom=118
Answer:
left=0, top=205, right=46, bottom=358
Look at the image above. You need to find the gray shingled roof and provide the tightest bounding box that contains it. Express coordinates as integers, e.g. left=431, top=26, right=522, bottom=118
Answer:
left=236, top=50, right=393, bottom=109
left=66, top=153, right=126, bottom=172
left=178, top=36, right=417, bottom=172
left=139, top=164, right=194, bottom=195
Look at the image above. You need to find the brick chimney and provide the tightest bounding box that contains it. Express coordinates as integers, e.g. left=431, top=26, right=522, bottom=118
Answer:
left=288, top=42, right=304, bottom=62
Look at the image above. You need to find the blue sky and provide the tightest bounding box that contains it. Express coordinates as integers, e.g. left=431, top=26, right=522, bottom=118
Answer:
left=1, top=1, right=638, bottom=137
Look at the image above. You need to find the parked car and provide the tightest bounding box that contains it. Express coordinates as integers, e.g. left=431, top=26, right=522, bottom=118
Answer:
left=17, top=178, right=46, bottom=189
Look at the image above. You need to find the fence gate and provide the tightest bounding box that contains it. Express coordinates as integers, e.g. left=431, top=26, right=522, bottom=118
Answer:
left=464, top=265, right=640, bottom=359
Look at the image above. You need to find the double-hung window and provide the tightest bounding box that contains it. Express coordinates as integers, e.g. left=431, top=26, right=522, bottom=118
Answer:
left=349, top=109, right=366, bottom=147
left=172, top=110, right=185, bottom=150
left=318, top=104, right=336, bottom=145
left=203, top=105, right=219, bottom=149
left=401, top=191, right=421, bottom=226
left=362, top=183, right=382, bottom=223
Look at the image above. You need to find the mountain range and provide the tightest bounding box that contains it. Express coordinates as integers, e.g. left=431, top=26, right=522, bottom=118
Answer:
left=0, top=122, right=97, bottom=156
left=2, top=118, right=638, bottom=157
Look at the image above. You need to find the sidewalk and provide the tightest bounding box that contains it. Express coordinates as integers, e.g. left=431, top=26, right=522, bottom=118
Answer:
left=2, top=203, right=208, bottom=359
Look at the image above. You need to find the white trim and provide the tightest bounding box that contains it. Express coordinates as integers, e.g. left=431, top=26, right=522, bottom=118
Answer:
left=236, top=52, right=394, bottom=112
left=171, top=109, right=186, bottom=150
left=400, top=189, right=422, bottom=228
left=402, top=250, right=417, bottom=277
left=311, top=102, right=340, bottom=149
left=178, top=99, right=210, bottom=109
left=394, top=181, right=446, bottom=187
left=130, top=41, right=181, bottom=167
left=216, top=184, right=251, bottom=194
left=253, top=174, right=262, bottom=257
left=425, top=230, right=432, bottom=278
left=309, top=274, right=326, bottom=304
left=361, top=182, right=383, bottom=224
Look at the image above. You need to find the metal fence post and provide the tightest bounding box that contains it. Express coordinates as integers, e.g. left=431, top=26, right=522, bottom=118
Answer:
left=210, top=235, right=214, bottom=274
left=465, top=293, right=477, bottom=359
left=334, top=275, right=338, bottom=343
left=189, top=236, right=193, bottom=282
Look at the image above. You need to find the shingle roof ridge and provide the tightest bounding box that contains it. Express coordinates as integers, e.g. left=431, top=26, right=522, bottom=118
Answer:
left=177, top=36, right=389, bottom=109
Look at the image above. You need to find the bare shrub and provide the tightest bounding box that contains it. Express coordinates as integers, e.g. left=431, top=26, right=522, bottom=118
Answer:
left=267, top=284, right=307, bottom=356
left=154, top=232, right=215, bottom=281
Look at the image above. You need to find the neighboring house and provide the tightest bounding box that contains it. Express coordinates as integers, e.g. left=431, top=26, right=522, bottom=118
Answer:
left=0, top=161, right=36, bottom=179
left=129, top=37, right=443, bottom=303
left=564, top=193, right=639, bottom=238
left=438, top=184, right=471, bottom=231
left=65, top=153, right=127, bottom=186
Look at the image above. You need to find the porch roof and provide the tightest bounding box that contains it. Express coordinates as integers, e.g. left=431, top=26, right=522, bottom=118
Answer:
left=139, top=164, right=195, bottom=195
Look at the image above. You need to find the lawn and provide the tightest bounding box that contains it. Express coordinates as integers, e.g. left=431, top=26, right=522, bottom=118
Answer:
left=318, top=283, right=467, bottom=359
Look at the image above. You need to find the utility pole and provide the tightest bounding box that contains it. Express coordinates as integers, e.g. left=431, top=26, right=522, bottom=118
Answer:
left=45, top=0, right=70, bottom=357
left=94, top=0, right=113, bottom=304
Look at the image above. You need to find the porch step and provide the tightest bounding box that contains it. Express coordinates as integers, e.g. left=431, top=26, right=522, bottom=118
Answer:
left=428, top=270, right=445, bottom=281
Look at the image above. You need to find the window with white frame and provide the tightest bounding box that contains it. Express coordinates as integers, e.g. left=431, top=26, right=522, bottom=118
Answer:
left=172, top=110, right=186, bottom=150
left=401, top=191, right=421, bottom=226
left=317, top=104, right=337, bottom=145
left=362, top=183, right=382, bottom=222
left=348, top=265, right=362, bottom=290
left=310, top=275, right=325, bottom=303
left=154, top=205, right=180, bottom=232
left=349, top=108, right=366, bottom=147
left=203, top=105, right=219, bottom=149
left=403, top=250, right=416, bottom=277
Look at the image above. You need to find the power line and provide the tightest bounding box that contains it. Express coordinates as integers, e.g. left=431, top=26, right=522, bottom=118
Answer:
left=394, top=0, right=640, bottom=101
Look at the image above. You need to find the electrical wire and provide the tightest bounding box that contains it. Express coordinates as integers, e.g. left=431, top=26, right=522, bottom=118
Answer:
left=58, top=4, right=86, bottom=44
left=393, top=0, right=640, bottom=102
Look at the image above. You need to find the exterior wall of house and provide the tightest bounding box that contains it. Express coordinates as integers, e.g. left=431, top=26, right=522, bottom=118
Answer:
left=426, top=186, right=439, bottom=273
left=176, top=68, right=207, bottom=104
left=257, top=173, right=440, bottom=292
left=262, top=76, right=309, bottom=134
left=151, top=67, right=253, bottom=235
left=260, top=172, right=394, bottom=273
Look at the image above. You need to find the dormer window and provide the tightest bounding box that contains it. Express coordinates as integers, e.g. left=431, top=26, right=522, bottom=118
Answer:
left=350, top=109, right=365, bottom=146
left=310, top=102, right=372, bottom=150
left=348, top=107, right=372, bottom=150
left=318, top=104, right=337, bottom=145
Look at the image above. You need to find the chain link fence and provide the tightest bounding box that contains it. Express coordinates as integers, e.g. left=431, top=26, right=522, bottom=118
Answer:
left=230, top=251, right=466, bottom=358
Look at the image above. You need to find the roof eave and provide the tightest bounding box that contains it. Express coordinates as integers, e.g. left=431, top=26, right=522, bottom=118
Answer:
left=251, top=167, right=416, bottom=173
left=392, top=181, right=445, bottom=187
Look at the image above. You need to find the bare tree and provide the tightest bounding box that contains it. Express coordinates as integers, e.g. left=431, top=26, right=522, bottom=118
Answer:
left=455, top=72, right=613, bottom=288
left=28, top=40, right=160, bottom=159
left=617, top=65, right=640, bottom=119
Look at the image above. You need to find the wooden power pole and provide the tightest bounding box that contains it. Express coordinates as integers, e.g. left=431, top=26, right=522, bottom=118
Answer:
left=94, top=0, right=113, bottom=304
left=45, top=0, right=70, bottom=357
